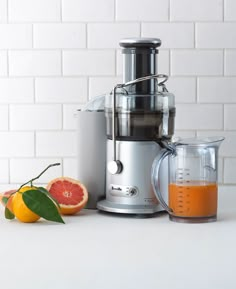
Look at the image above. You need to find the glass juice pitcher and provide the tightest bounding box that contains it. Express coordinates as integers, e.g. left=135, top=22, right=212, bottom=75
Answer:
left=152, top=137, right=224, bottom=223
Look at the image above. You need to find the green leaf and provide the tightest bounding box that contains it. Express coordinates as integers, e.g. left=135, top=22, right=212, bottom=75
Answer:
left=36, top=186, right=50, bottom=195
left=36, top=187, right=61, bottom=208
left=5, top=207, right=15, bottom=220
left=2, top=196, right=9, bottom=205
left=22, top=189, right=65, bottom=224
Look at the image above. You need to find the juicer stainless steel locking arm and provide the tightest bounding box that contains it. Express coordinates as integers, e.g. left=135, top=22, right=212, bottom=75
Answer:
left=108, top=74, right=169, bottom=175
left=97, top=38, right=176, bottom=215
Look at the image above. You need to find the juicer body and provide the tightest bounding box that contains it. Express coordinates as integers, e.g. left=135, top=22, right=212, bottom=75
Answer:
left=96, top=38, right=175, bottom=215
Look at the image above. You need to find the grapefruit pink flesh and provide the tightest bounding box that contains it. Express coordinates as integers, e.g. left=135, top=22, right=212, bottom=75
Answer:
left=46, top=177, right=88, bottom=215
left=49, top=180, right=84, bottom=205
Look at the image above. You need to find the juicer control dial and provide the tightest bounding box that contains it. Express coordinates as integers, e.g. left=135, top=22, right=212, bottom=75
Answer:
left=128, top=188, right=137, bottom=196
left=108, top=160, right=123, bottom=175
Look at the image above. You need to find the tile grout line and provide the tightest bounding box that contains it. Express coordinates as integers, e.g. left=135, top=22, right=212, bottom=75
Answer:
left=195, top=77, right=198, bottom=103
left=223, top=0, right=225, bottom=22
left=223, top=48, right=225, bottom=76
left=6, top=0, right=9, bottom=23
left=114, top=0, right=116, bottom=21
left=60, top=0, right=63, bottom=22
left=34, top=131, right=36, bottom=158
left=85, top=23, right=88, bottom=48
left=222, top=156, right=225, bottom=184
left=222, top=103, right=225, bottom=131
left=60, top=0, right=63, bottom=81
left=8, top=157, right=11, bottom=184
left=168, top=0, right=171, bottom=21
left=33, top=77, right=36, bottom=103
left=61, top=103, right=64, bottom=131
left=61, top=50, right=63, bottom=76
left=87, top=77, right=89, bottom=101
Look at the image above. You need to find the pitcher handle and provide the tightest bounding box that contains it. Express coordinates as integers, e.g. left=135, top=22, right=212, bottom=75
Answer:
left=151, top=144, right=174, bottom=214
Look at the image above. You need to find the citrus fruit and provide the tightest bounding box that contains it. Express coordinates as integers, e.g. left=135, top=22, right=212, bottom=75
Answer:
left=12, top=186, right=40, bottom=223
left=46, top=177, right=88, bottom=215
left=0, top=189, right=16, bottom=212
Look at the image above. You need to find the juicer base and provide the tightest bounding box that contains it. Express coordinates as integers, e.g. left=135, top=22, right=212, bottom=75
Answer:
left=97, top=199, right=165, bottom=215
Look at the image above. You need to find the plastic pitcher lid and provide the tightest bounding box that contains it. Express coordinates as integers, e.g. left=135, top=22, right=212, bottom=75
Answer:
left=175, top=136, right=225, bottom=146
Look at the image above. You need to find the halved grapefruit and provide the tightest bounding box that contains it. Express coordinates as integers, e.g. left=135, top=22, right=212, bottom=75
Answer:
left=0, top=189, right=17, bottom=213
left=46, top=177, right=88, bottom=215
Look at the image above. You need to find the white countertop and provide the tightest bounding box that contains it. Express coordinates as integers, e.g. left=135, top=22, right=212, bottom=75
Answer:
left=0, top=188, right=235, bottom=289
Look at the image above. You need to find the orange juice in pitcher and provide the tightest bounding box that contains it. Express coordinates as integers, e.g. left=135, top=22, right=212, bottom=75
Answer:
left=169, top=181, right=217, bottom=218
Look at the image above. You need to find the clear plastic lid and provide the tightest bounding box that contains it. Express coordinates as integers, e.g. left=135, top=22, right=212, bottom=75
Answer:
left=82, top=94, right=105, bottom=112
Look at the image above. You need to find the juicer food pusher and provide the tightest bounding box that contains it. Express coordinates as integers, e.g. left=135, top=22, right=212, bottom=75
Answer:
left=97, top=38, right=176, bottom=215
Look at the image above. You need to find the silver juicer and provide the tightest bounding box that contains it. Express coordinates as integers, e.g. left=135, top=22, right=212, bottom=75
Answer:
left=97, top=38, right=176, bottom=215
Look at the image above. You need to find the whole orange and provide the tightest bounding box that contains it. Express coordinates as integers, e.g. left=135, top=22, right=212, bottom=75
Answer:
left=12, top=186, right=40, bottom=223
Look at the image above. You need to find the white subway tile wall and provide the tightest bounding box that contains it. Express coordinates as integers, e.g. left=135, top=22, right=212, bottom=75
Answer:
left=224, top=158, right=236, bottom=183
left=197, top=77, right=236, bottom=103
left=116, top=0, right=169, bottom=21
left=88, top=76, right=122, bottom=98
left=35, top=77, right=87, bottom=103
left=33, top=24, right=86, bottom=49
left=8, top=0, right=61, bottom=22
left=170, top=0, right=223, bottom=22
left=10, top=158, right=62, bottom=183
left=175, top=104, right=223, bottom=130
left=62, top=0, right=114, bottom=22
left=167, top=77, right=196, bottom=103
left=36, top=132, right=77, bottom=157
left=225, top=50, right=236, bottom=75
left=9, top=104, right=62, bottom=130
left=196, top=23, right=236, bottom=48
left=171, top=50, right=223, bottom=76
left=0, top=78, right=34, bottom=103
left=0, top=105, right=8, bottom=130
left=0, top=24, right=32, bottom=49
left=63, top=104, right=82, bottom=130
left=88, top=23, right=140, bottom=49
left=0, top=51, right=8, bottom=76
left=63, top=158, right=78, bottom=179
left=9, top=50, right=61, bottom=76
left=0, top=159, right=9, bottom=183
left=224, top=0, right=236, bottom=21
left=63, top=50, right=115, bottom=75
left=0, top=0, right=7, bottom=23
left=0, top=0, right=234, bottom=189
left=224, top=105, right=236, bottom=130
left=142, top=23, right=194, bottom=48
left=0, top=132, right=34, bottom=157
